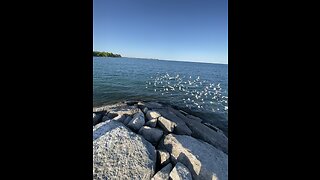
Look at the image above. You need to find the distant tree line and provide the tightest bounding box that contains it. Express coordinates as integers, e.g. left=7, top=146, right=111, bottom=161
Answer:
left=93, top=51, right=121, bottom=57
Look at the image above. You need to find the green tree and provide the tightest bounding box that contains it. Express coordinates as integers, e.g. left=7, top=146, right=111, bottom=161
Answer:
left=93, top=51, right=122, bottom=57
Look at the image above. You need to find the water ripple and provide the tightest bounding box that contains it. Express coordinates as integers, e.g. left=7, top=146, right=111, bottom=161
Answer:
left=145, top=72, right=228, bottom=113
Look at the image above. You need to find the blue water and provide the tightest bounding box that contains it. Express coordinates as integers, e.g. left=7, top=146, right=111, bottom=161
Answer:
left=93, top=57, right=228, bottom=133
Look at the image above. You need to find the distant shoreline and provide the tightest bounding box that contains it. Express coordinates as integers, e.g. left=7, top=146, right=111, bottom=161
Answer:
left=93, top=51, right=121, bottom=57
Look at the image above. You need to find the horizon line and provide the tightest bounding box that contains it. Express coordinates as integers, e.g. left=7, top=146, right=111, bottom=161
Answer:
left=125, top=56, right=228, bottom=65
left=95, top=56, right=228, bottom=65
left=92, top=50, right=227, bottom=65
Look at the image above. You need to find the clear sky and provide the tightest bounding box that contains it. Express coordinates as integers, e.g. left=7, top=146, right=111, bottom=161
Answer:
left=93, top=0, right=228, bottom=64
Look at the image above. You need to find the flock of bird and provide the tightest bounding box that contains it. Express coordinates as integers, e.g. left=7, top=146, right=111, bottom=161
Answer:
left=145, top=72, right=228, bottom=113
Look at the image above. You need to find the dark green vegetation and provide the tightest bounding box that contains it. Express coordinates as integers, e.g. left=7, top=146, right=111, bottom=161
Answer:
left=93, top=51, right=121, bottom=57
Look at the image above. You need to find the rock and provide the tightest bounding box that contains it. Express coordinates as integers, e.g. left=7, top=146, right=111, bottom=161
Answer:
left=93, top=120, right=156, bottom=180
left=137, top=102, right=147, bottom=110
left=179, top=110, right=189, bottom=115
left=101, top=112, right=118, bottom=122
left=144, top=101, right=163, bottom=109
left=203, top=123, right=224, bottom=134
left=142, top=107, right=149, bottom=114
left=152, top=163, right=172, bottom=180
left=93, top=102, right=140, bottom=116
left=107, top=112, right=119, bottom=119
left=146, top=110, right=161, bottom=121
left=138, top=126, right=163, bottom=145
left=156, top=109, right=192, bottom=135
left=112, top=114, right=126, bottom=123
left=101, top=115, right=110, bottom=122
left=163, top=134, right=228, bottom=180
left=93, top=113, right=102, bottom=126
left=157, top=116, right=176, bottom=133
left=124, top=100, right=138, bottom=106
left=168, top=107, right=228, bottom=154
left=127, top=111, right=145, bottom=131
left=145, top=118, right=157, bottom=128
left=93, top=102, right=126, bottom=112
left=123, top=116, right=132, bottom=125
left=112, top=106, right=141, bottom=116
left=169, top=162, right=192, bottom=180
left=183, top=112, right=228, bottom=137
left=157, top=150, right=170, bottom=167
left=186, top=114, right=203, bottom=123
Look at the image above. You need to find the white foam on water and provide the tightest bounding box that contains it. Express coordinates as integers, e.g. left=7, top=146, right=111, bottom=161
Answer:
left=146, top=72, right=228, bottom=113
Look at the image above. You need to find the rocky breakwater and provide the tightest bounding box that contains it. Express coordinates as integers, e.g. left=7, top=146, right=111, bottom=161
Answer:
left=93, top=101, right=228, bottom=180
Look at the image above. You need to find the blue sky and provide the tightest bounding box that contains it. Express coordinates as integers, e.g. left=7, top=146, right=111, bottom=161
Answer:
left=93, top=0, right=228, bottom=64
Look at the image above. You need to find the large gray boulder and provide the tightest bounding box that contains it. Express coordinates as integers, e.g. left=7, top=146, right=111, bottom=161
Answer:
left=168, top=107, right=228, bottom=154
left=156, top=108, right=192, bottom=135
left=138, top=126, right=163, bottom=145
left=146, top=110, right=161, bottom=121
left=163, top=134, right=228, bottom=180
left=152, top=163, right=172, bottom=180
left=93, top=120, right=156, bottom=180
left=157, top=116, right=176, bottom=133
left=169, top=162, right=192, bottom=180
left=127, top=111, right=145, bottom=131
